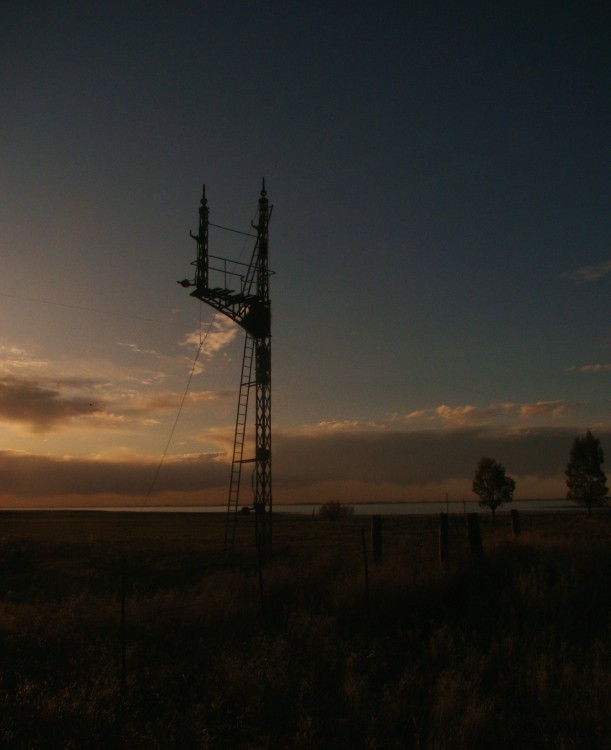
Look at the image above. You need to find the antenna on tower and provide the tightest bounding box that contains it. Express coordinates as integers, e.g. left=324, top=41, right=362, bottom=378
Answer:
left=179, top=182, right=273, bottom=554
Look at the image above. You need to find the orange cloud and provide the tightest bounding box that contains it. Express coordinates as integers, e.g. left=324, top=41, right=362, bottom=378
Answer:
left=404, top=401, right=574, bottom=427
left=562, top=260, right=611, bottom=283
left=566, top=364, right=611, bottom=373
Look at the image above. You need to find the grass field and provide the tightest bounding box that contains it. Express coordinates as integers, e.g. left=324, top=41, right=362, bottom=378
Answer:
left=0, top=509, right=610, bottom=749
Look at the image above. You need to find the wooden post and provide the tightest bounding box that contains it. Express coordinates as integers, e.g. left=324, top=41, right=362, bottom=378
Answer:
left=120, top=554, right=127, bottom=691
left=511, top=508, right=521, bottom=537
left=257, top=540, right=266, bottom=623
left=371, top=515, right=383, bottom=565
left=361, top=528, right=370, bottom=620
left=439, top=512, right=449, bottom=566
left=466, top=513, right=483, bottom=556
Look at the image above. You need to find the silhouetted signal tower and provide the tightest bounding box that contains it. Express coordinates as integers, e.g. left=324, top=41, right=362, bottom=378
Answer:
left=179, top=182, right=273, bottom=552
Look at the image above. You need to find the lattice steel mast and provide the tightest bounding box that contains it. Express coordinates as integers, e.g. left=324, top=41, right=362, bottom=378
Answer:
left=179, top=182, right=273, bottom=552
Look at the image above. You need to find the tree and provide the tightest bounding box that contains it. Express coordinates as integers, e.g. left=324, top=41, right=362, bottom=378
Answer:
left=565, top=430, right=608, bottom=516
left=472, top=456, right=516, bottom=521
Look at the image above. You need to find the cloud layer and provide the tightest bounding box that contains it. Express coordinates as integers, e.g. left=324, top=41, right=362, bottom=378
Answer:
left=0, top=341, right=607, bottom=506
left=0, top=450, right=227, bottom=502
left=275, top=425, right=581, bottom=486
left=0, top=373, right=232, bottom=433
left=1, top=424, right=608, bottom=507
left=0, top=375, right=98, bottom=432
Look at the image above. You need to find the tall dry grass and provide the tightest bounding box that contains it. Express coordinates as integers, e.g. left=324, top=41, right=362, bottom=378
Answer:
left=0, top=510, right=609, bottom=748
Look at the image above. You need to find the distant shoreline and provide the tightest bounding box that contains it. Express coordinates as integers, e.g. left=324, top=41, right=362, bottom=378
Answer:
left=0, top=498, right=581, bottom=516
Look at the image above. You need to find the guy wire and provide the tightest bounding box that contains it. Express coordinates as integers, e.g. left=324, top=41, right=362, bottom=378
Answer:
left=136, top=307, right=217, bottom=516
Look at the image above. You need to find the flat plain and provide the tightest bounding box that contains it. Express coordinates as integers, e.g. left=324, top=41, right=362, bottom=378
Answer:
left=1, top=509, right=610, bottom=749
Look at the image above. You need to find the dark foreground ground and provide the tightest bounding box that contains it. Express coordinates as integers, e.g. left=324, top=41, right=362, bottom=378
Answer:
left=0, top=509, right=610, bottom=749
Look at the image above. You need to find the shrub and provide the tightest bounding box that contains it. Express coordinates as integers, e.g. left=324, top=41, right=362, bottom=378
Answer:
left=317, top=501, right=354, bottom=520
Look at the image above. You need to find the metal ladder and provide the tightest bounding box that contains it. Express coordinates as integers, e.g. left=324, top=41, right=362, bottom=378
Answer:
left=225, top=333, right=255, bottom=548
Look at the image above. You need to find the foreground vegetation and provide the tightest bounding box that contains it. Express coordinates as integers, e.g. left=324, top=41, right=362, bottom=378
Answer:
left=0, top=509, right=610, bottom=749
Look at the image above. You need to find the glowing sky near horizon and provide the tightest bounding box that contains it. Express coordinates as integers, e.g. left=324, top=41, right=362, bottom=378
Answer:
left=0, top=1, right=609, bottom=506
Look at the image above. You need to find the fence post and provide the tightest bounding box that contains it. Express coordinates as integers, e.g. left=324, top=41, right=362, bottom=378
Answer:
left=120, top=554, right=127, bottom=691
left=439, top=512, right=449, bottom=566
left=466, top=513, right=483, bottom=556
left=371, top=515, right=383, bottom=565
left=511, top=508, right=521, bottom=537
left=361, top=528, right=370, bottom=620
left=257, top=540, right=266, bottom=624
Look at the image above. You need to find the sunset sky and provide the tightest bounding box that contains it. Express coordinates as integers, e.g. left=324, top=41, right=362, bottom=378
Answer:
left=1, top=1, right=609, bottom=507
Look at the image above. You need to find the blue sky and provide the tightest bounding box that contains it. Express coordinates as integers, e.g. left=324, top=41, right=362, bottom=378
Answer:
left=0, top=1, right=609, bottom=506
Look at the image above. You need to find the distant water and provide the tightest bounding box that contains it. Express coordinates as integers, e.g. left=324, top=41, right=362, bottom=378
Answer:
left=6, top=499, right=574, bottom=515
left=276, top=499, right=573, bottom=516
